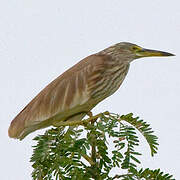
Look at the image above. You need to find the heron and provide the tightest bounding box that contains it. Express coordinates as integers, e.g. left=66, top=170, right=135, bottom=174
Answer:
left=8, top=42, right=174, bottom=140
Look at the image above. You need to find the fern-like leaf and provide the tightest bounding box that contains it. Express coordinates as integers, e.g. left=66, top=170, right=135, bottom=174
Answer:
left=120, top=113, right=158, bottom=156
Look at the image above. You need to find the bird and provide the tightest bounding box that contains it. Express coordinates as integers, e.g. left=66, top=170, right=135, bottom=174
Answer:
left=8, top=42, right=175, bottom=140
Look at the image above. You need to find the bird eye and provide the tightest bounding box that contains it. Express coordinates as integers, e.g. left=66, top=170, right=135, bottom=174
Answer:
left=132, top=46, right=140, bottom=51
left=132, top=46, right=138, bottom=50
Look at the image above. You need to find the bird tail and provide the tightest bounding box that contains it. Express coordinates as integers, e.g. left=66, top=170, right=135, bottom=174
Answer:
left=8, top=107, right=53, bottom=140
left=8, top=112, right=26, bottom=140
left=8, top=115, right=50, bottom=140
left=8, top=110, right=87, bottom=140
left=8, top=107, right=41, bottom=140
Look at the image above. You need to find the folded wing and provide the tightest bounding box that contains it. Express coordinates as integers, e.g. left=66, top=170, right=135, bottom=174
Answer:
left=8, top=54, right=107, bottom=139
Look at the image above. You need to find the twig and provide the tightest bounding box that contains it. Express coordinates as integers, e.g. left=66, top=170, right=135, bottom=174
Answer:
left=91, top=123, right=96, bottom=163
left=112, top=173, right=134, bottom=179
left=81, top=154, right=95, bottom=166
left=55, top=111, right=109, bottom=127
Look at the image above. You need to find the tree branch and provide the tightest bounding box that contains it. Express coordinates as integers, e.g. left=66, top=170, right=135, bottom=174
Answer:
left=112, top=174, right=134, bottom=179
left=55, top=111, right=109, bottom=127
left=81, top=154, right=95, bottom=166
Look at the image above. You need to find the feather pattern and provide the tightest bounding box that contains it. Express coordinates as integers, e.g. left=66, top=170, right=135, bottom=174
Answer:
left=8, top=54, right=115, bottom=139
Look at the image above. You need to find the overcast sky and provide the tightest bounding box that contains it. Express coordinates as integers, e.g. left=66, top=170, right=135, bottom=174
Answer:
left=0, top=0, right=180, bottom=179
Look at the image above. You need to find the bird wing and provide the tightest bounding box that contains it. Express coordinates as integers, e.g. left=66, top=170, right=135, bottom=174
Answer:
left=8, top=54, right=107, bottom=139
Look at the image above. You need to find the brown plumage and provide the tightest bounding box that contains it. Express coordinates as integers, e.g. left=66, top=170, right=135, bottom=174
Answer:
left=8, top=42, right=174, bottom=140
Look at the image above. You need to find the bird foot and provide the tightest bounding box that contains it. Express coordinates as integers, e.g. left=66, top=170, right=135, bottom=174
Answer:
left=86, top=111, right=93, bottom=118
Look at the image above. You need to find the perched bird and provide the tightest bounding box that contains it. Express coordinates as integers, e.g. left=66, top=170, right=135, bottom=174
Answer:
left=8, top=42, right=174, bottom=140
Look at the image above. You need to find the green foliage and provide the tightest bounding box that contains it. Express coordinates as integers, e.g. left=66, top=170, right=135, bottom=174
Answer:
left=31, top=113, right=174, bottom=180
left=120, top=113, right=158, bottom=156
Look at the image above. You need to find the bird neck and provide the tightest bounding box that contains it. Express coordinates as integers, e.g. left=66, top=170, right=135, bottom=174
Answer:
left=98, top=46, right=121, bottom=61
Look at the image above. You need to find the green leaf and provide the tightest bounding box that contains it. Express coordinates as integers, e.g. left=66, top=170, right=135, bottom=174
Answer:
left=30, top=112, right=174, bottom=180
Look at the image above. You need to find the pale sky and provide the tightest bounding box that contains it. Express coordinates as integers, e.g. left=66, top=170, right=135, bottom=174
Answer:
left=1, top=0, right=180, bottom=179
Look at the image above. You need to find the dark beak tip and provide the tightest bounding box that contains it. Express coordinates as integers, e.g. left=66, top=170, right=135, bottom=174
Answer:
left=166, top=52, right=175, bottom=56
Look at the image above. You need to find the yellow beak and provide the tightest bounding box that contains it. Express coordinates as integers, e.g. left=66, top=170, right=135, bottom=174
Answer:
left=136, top=48, right=175, bottom=58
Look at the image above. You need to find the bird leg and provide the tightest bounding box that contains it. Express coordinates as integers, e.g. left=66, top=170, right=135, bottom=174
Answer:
left=86, top=111, right=97, bottom=124
left=86, top=111, right=93, bottom=118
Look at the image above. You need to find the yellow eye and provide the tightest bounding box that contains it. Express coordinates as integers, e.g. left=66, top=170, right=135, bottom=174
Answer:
left=132, top=46, right=141, bottom=51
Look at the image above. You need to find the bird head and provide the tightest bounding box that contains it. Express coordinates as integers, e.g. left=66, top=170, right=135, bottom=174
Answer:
left=102, top=42, right=175, bottom=63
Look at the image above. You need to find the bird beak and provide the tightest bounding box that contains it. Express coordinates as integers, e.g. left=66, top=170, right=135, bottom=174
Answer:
left=136, top=48, right=175, bottom=58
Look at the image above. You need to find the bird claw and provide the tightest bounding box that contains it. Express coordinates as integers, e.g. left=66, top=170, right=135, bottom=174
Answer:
left=87, top=111, right=93, bottom=117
